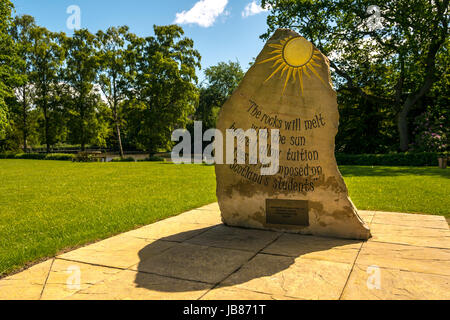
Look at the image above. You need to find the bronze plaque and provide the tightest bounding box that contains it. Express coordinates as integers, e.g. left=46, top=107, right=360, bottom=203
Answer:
left=266, top=199, right=309, bottom=226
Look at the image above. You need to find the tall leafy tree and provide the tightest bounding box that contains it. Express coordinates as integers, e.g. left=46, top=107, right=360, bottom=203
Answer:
left=96, top=26, right=131, bottom=157
left=203, top=61, right=244, bottom=98
left=29, top=26, right=65, bottom=152
left=262, top=0, right=449, bottom=151
left=10, top=15, right=36, bottom=150
left=63, top=29, right=102, bottom=151
left=124, top=25, right=201, bottom=153
left=0, top=0, right=21, bottom=139
left=195, top=61, right=244, bottom=129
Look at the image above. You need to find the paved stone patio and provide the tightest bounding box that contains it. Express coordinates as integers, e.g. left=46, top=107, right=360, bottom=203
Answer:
left=1, top=203, right=449, bottom=300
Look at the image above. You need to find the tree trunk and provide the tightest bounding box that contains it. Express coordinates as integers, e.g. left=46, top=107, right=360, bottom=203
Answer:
left=112, top=78, right=124, bottom=158
left=22, top=88, right=28, bottom=152
left=23, top=122, right=28, bottom=152
left=397, top=97, right=417, bottom=152
left=80, top=98, right=86, bottom=152
left=113, top=104, right=124, bottom=158
left=397, top=108, right=409, bottom=152
left=115, top=121, right=124, bottom=158
left=43, top=106, right=50, bottom=154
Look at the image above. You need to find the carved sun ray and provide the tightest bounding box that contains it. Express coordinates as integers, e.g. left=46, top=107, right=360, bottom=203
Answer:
left=257, top=36, right=326, bottom=95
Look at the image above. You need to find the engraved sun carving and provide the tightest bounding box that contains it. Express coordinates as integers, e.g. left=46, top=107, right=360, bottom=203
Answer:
left=258, top=36, right=326, bottom=95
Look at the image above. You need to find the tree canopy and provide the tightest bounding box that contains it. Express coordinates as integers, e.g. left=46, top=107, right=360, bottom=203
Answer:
left=262, top=0, right=449, bottom=152
left=0, top=2, right=447, bottom=156
left=1, top=13, right=202, bottom=154
left=195, top=61, right=244, bottom=130
left=123, top=25, right=201, bottom=153
left=0, top=0, right=21, bottom=139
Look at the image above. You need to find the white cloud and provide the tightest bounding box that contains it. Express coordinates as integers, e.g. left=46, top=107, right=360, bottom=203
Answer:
left=242, top=1, right=270, bottom=18
left=174, top=0, right=229, bottom=28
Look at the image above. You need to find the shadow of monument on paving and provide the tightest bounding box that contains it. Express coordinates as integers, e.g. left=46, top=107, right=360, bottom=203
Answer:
left=134, top=225, right=363, bottom=292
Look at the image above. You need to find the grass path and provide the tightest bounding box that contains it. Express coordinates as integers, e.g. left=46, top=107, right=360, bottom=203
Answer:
left=0, top=160, right=448, bottom=276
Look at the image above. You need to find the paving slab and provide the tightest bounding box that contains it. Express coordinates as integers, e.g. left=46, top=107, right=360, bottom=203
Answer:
left=221, top=254, right=353, bottom=300
left=131, top=242, right=255, bottom=284
left=356, top=241, right=450, bottom=276
left=201, top=286, right=298, bottom=300
left=41, top=259, right=122, bottom=300
left=165, top=209, right=223, bottom=226
left=0, top=259, right=53, bottom=300
left=1, top=203, right=449, bottom=300
left=196, top=203, right=220, bottom=211
left=186, top=225, right=281, bottom=252
left=58, top=234, right=176, bottom=269
left=372, top=211, right=448, bottom=229
left=374, top=211, right=446, bottom=221
left=341, top=264, right=450, bottom=300
left=123, top=221, right=214, bottom=242
left=262, top=233, right=362, bottom=264
left=358, top=210, right=376, bottom=225
left=369, top=222, right=450, bottom=248
left=68, top=270, right=213, bottom=300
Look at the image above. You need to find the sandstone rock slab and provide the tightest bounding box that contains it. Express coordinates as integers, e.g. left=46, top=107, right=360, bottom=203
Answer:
left=215, top=29, right=370, bottom=240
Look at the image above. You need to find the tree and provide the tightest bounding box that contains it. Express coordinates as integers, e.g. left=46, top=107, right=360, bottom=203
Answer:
left=10, top=15, right=36, bottom=150
left=336, top=90, right=397, bottom=154
left=124, top=25, right=201, bottom=153
left=262, top=0, right=449, bottom=151
left=195, top=61, right=244, bottom=129
left=96, top=26, right=131, bottom=157
left=29, top=26, right=65, bottom=152
left=63, top=29, right=102, bottom=151
left=203, top=60, right=244, bottom=98
left=0, top=0, right=21, bottom=139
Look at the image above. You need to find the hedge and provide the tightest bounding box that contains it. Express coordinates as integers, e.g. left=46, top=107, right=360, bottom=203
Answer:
left=111, top=156, right=136, bottom=162
left=138, top=155, right=165, bottom=162
left=0, top=152, right=444, bottom=166
left=44, top=153, right=75, bottom=161
left=0, top=153, right=74, bottom=161
left=335, top=152, right=441, bottom=166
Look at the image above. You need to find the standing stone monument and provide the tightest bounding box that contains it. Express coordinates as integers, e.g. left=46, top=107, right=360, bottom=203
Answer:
left=215, top=29, right=371, bottom=240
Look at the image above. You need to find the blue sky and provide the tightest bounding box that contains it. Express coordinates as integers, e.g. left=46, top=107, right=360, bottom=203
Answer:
left=11, top=0, right=271, bottom=82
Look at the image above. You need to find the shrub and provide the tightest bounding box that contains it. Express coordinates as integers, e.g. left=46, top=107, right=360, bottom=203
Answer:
left=138, top=155, right=165, bottom=162
left=111, top=157, right=135, bottom=162
left=0, top=152, right=16, bottom=159
left=0, top=152, right=75, bottom=161
left=45, top=153, right=75, bottom=161
left=144, top=155, right=165, bottom=162
left=335, top=152, right=440, bottom=166
left=73, top=152, right=94, bottom=162
left=411, top=111, right=448, bottom=152
left=14, top=153, right=46, bottom=160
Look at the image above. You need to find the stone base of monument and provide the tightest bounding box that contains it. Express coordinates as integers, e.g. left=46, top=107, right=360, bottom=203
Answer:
left=217, top=197, right=370, bottom=240
left=215, top=29, right=370, bottom=240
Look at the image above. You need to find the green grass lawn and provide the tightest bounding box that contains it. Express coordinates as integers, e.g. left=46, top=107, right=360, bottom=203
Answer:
left=0, top=160, right=216, bottom=277
left=340, top=166, right=449, bottom=216
left=0, top=160, right=449, bottom=277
